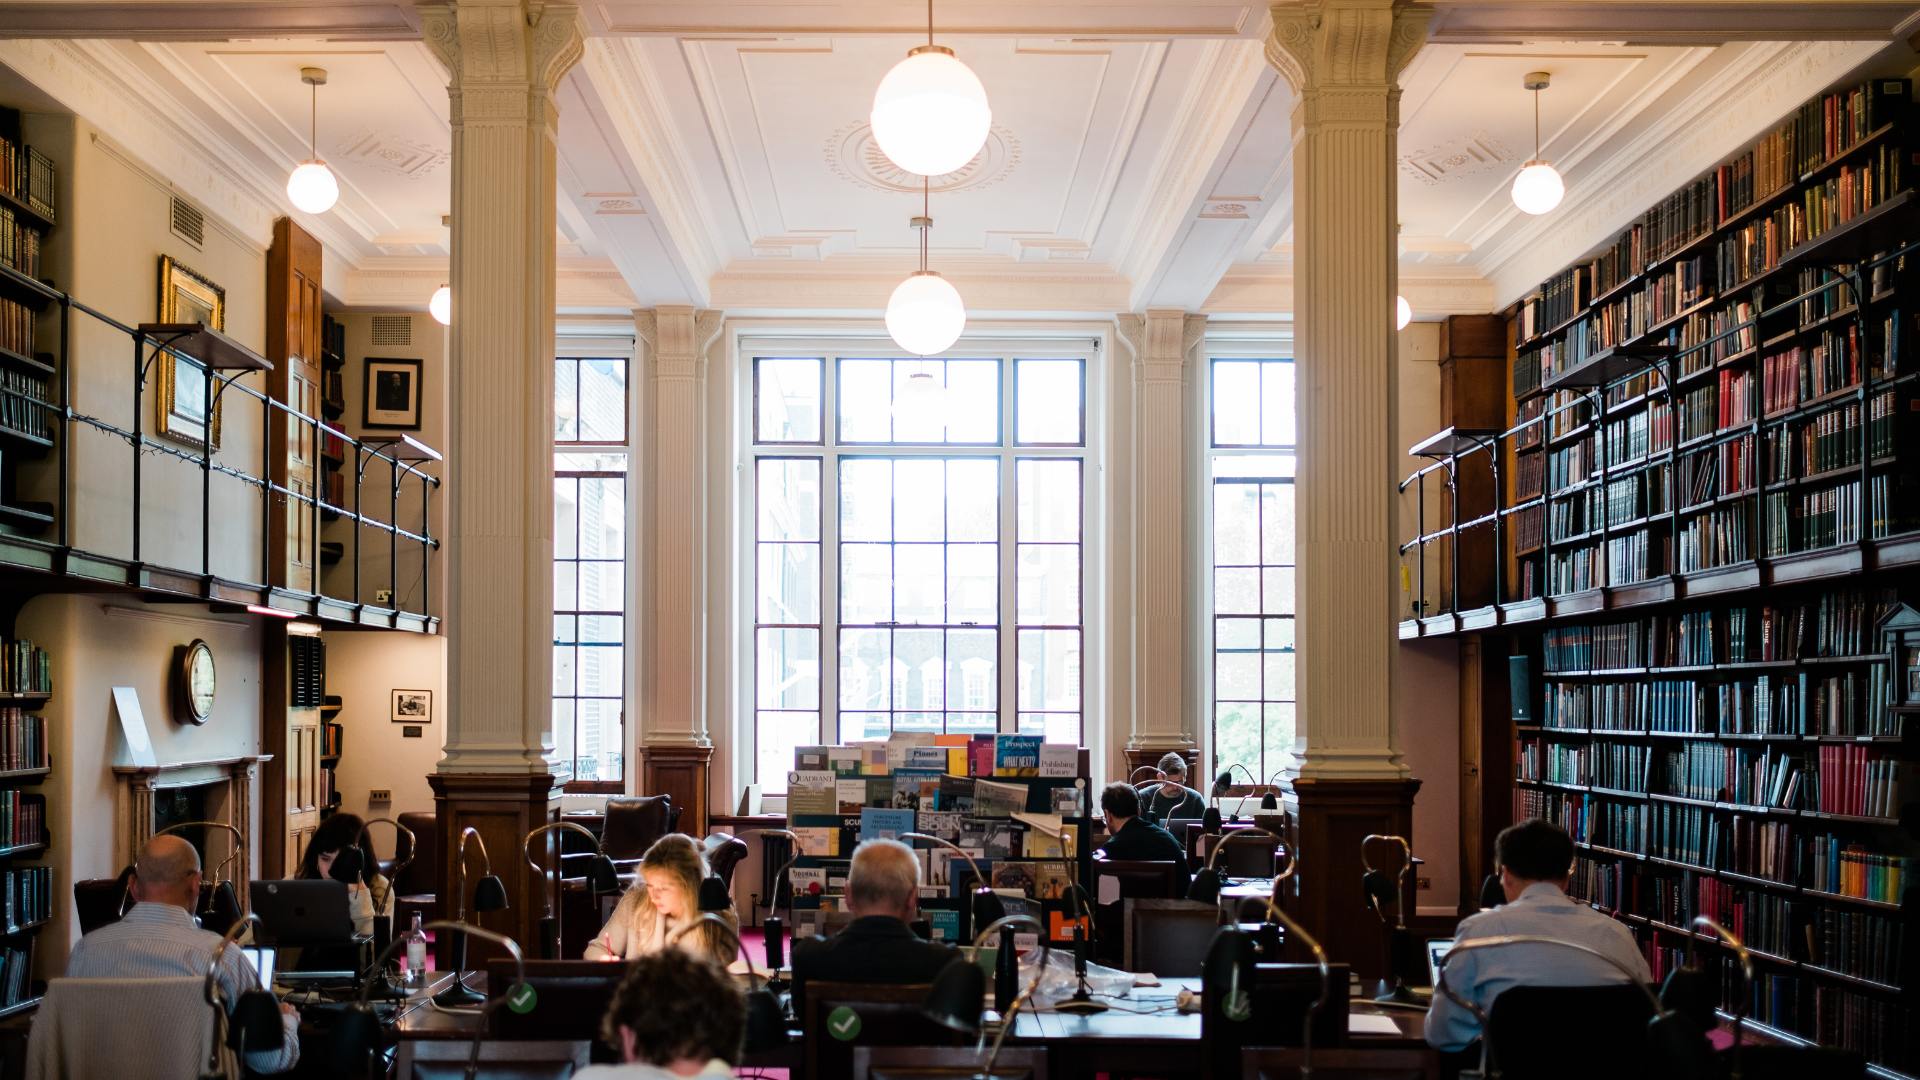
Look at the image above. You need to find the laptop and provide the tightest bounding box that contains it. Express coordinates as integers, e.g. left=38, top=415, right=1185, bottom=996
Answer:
left=250, top=879, right=356, bottom=947
left=1426, top=937, right=1455, bottom=990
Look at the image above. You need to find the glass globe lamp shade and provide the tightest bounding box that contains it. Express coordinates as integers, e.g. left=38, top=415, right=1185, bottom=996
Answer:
left=286, top=160, right=339, bottom=214
left=429, top=286, right=451, bottom=326
left=1396, top=295, right=1412, bottom=331
left=895, top=369, right=947, bottom=428
left=1510, top=160, right=1564, bottom=215
left=870, top=48, right=991, bottom=176
left=885, top=270, right=966, bottom=356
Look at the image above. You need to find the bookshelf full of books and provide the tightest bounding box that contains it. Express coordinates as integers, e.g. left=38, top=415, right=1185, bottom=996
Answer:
left=780, top=733, right=1092, bottom=948
left=0, top=105, right=56, bottom=539
left=1472, top=76, right=1920, bottom=1077
left=0, top=634, right=53, bottom=1020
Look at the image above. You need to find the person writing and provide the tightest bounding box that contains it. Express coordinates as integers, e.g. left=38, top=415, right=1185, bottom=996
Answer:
left=585, top=834, right=737, bottom=966
left=1425, top=818, right=1652, bottom=1055
left=1135, top=752, right=1206, bottom=822
left=63, top=835, right=299, bottom=1074
left=1096, top=781, right=1189, bottom=898
left=790, top=839, right=961, bottom=1021
left=578, top=949, right=745, bottom=1078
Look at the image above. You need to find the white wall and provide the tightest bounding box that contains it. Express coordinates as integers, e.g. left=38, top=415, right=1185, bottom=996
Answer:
left=1393, top=322, right=1462, bottom=915
left=16, top=594, right=265, bottom=976
left=320, top=629, right=447, bottom=822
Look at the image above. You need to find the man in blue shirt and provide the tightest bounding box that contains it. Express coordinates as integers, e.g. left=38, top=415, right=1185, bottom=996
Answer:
left=1425, top=818, right=1651, bottom=1053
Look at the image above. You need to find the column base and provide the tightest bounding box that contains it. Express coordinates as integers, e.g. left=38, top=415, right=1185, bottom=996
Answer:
left=1280, top=777, right=1422, bottom=982
left=429, top=773, right=561, bottom=970
left=640, top=744, right=713, bottom=839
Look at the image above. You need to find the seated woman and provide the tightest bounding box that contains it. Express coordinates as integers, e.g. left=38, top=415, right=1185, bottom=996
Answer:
left=295, top=812, right=395, bottom=937
left=585, top=834, right=737, bottom=968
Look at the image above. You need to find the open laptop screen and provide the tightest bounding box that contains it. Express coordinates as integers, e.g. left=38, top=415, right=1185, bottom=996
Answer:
left=1426, top=938, right=1455, bottom=989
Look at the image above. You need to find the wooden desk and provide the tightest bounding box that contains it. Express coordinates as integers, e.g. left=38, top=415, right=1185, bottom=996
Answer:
left=393, top=972, right=487, bottom=1040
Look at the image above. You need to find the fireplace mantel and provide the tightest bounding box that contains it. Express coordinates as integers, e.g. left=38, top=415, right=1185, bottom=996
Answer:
left=112, top=754, right=270, bottom=890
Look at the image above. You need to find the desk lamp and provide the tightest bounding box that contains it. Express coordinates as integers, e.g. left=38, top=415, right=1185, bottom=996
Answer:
left=1188, top=826, right=1280, bottom=907
left=1360, top=834, right=1421, bottom=1006
left=1260, top=771, right=1286, bottom=810
left=1128, top=766, right=1164, bottom=824
left=433, top=827, right=509, bottom=1008
left=1053, top=881, right=1106, bottom=1015
left=522, top=822, right=620, bottom=959
left=921, top=913, right=1053, bottom=1080
left=202, top=911, right=284, bottom=1073
left=156, top=821, right=245, bottom=935
left=667, top=912, right=787, bottom=1053
left=757, top=828, right=804, bottom=991
left=331, top=921, right=524, bottom=1080
left=1201, top=873, right=1329, bottom=1076
left=1660, top=916, right=1753, bottom=1080
left=351, top=816, right=416, bottom=987
left=1435, top=935, right=1712, bottom=1080
left=901, top=831, right=1005, bottom=940
left=1209, top=763, right=1261, bottom=826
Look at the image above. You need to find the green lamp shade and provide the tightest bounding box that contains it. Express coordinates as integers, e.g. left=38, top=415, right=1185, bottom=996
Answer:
left=1362, top=868, right=1397, bottom=912
left=970, top=886, right=1005, bottom=936
left=1259, top=791, right=1278, bottom=810
left=473, top=874, right=510, bottom=913
left=922, top=956, right=986, bottom=1035
left=588, top=854, right=621, bottom=895
left=1188, top=867, right=1222, bottom=906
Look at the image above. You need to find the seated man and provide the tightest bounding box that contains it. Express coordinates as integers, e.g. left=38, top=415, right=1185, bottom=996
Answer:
left=66, top=834, right=299, bottom=1074
left=581, top=949, right=745, bottom=1078
left=1425, top=818, right=1653, bottom=1054
left=1096, top=781, right=1189, bottom=898
left=790, top=838, right=961, bottom=1021
left=1135, top=751, right=1206, bottom=823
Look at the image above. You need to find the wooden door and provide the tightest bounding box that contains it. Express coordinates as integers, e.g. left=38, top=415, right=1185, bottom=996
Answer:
left=268, top=217, right=323, bottom=593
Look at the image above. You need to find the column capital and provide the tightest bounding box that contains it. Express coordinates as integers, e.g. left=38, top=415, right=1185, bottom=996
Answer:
left=1264, top=0, right=1430, bottom=96
left=633, top=307, right=724, bottom=359
left=421, top=1, right=587, bottom=94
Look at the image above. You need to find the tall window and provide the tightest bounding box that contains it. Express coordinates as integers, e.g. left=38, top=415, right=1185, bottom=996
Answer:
left=751, top=351, right=1089, bottom=790
left=1210, top=357, right=1296, bottom=785
left=554, top=357, right=629, bottom=789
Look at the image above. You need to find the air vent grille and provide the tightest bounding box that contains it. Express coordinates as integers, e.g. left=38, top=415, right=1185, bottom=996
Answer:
left=371, top=315, right=412, bottom=346
left=170, top=197, right=203, bottom=247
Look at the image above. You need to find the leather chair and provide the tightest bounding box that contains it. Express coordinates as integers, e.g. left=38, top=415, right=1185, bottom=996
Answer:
left=394, top=811, right=438, bottom=926
left=1202, top=961, right=1352, bottom=1080
left=1484, top=984, right=1656, bottom=1080
left=803, top=982, right=961, bottom=1080
left=703, top=832, right=750, bottom=892
left=600, top=795, right=680, bottom=871
left=72, top=869, right=134, bottom=934
left=488, top=959, right=628, bottom=1063
left=1122, top=898, right=1219, bottom=976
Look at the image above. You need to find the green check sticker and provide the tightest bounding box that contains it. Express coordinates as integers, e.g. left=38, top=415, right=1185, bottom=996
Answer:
left=827, top=1006, right=861, bottom=1041
left=507, top=983, right=538, bottom=1014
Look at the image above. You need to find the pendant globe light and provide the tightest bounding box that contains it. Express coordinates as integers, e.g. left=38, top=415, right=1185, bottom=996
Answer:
left=429, top=285, right=451, bottom=326
left=286, top=68, right=340, bottom=215
left=1396, top=295, right=1412, bottom=330
left=1510, top=72, right=1564, bottom=216
left=870, top=0, right=991, bottom=177
left=886, top=179, right=965, bottom=357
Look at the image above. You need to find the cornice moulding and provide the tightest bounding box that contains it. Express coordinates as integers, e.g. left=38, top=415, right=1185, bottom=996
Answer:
left=710, top=268, right=1134, bottom=313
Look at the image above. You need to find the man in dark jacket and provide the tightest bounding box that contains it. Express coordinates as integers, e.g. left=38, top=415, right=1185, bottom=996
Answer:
left=1096, top=781, right=1190, bottom=898
left=790, top=838, right=962, bottom=1021
left=1134, top=751, right=1207, bottom=823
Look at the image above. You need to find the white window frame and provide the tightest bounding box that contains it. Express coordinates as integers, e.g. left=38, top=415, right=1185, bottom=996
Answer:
left=733, top=334, right=1105, bottom=793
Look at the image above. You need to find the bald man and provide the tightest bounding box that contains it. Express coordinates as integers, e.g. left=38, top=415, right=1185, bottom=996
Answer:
left=67, top=834, right=300, bottom=1074
left=790, top=839, right=961, bottom=1021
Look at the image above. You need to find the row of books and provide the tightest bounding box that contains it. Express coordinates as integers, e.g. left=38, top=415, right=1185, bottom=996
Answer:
left=0, top=710, right=46, bottom=772
left=0, top=206, right=40, bottom=280
left=1872, top=472, right=1920, bottom=537
left=1539, top=667, right=1895, bottom=738
left=1604, top=407, right=1657, bottom=467
left=1790, top=266, right=1852, bottom=330
left=0, top=866, right=48, bottom=932
left=1514, top=451, right=1545, bottom=501
left=1548, top=488, right=1596, bottom=542
left=1801, top=152, right=1902, bottom=242
left=1678, top=384, right=1719, bottom=443
left=0, top=640, right=49, bottom=696
left=1744, top=976, right=1907, bottom=1070
left=1546, top=438, right=1596, bottom=494
left=0, top=947, right=28, bottom=1011
left=1643, top=174, right=1718, bottom=269
left=1810, top=838, right=1909, bottom=903
left=1711, top=124, right=1793, bottom=224
left=1718, top=201, right=1807, bottom=287
left=0, top=298, right=32, bottom=361
left=1675, top=299, right=1757, bottom=377
left=1586, top=228, right=1641, bottom=298
left=1541, top=588, right=1894, bottom=670
left=1545, top=544, right=1598, bottom=594
left=1808, top=744, right=1908, bottom=818
left=795, top=734, right=1076, bottom=781
left=0, top=791, right=44, bottom=851
left=1541, top=679, right=1703, bottom=731
left=1763, top=329, right=1865, bottom=417
left=1794, top=81, right=1905, bottom=175
left=1695, top=877, right=1796, bottom=958
left=1518, top=264, right=1586, bottom=343
left=1765, top=402, right=1866, bottom=482
left=1809, top=904, right=1904, bottom=986
left=0, top=136, right=53, bottom=220
left=1605, top=530, right=1653, bottom=586
left=1762, top=479, right=1862, bottom=554
left=1676, top=502, right=1752, bottom=572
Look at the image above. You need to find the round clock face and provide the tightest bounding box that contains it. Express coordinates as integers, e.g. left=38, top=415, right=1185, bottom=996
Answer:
left=183, top=640, right=215, bottom=724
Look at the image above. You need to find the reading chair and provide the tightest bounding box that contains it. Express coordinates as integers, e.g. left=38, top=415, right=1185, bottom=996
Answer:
left=802, top=981, right=963, bottom=1080
left=853, top=1045, right=1049, bottom=1079
left=1089, top=859, right=1183, bottom=967
left=1484, top=984, right=1654, bottom=1080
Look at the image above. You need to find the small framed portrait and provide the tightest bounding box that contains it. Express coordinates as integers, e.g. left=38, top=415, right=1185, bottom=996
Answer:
left=364, top=357, right=423, bottom=430
left=391, top=688, right=432, bottom=723
left=156, top=256, right=227, bottom=449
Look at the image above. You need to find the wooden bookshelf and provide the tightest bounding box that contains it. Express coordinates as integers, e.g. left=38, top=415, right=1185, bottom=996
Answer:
left=1406, top=78, right=1920, bottom=1075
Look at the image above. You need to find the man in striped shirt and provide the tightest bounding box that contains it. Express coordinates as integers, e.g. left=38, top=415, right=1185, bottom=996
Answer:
left=65, top=834, right=300, bottom=1073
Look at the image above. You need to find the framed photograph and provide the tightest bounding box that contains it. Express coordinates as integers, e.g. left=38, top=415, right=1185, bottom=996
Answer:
left=364, top=357, right=423, bottom=430
left=391, top=688, right=432, bottom=723
left=156, top=256, right=226, bottom=449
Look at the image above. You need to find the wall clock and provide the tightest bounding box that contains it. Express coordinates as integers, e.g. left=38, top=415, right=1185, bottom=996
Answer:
left=173, top=639, right=216, bottom=725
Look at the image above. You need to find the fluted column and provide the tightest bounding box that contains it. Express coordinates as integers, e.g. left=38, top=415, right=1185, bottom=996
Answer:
left=1118, top=309, right=1206, bottom=776
left=423, top=0, right=585, bottom=774
left=1267, top=1, right=1428, bottom=780
left=635, top=307, right=722, bottom=833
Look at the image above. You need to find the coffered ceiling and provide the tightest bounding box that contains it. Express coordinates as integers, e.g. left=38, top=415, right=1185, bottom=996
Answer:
left=0, top=1, right=1916, bottom=320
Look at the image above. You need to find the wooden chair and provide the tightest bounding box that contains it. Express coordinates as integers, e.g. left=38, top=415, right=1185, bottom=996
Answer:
left=1242, top=1047, right=1439, bottom=1079
left=1198, top=831, right=1280, bottom=879
left=1089, top=859, right=1182, bottom=966
left=487, top=959, right=628, bottom=1063
left=854, top=1045, right=1048, bottom=1079
left=1485, top=984, right=1654, bottom=1080
left=394, top=1039, right=589, bottom=1079
left=803, top=981, right=963, bottom=1080
left=1202, top=961, right=1351, bottom=1080
left=1122, top=898, right=1220, bottom=976
left=394, top=810, right=439, bottom=926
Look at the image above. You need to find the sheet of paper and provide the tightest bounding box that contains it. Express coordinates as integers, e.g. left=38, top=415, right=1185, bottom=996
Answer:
left=112, top=686, right=156, bottom=767
left=1132, top=972, right=1161, bottom=987
left=1348, top=1014, right=1404, bottom=1035
left=1097, top=874, right=1121, bottom=906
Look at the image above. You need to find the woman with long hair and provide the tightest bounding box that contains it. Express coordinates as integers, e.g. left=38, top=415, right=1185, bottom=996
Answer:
left=584, top=834, right=737, bottom=967
left=293, top=812, right=393, bottom=938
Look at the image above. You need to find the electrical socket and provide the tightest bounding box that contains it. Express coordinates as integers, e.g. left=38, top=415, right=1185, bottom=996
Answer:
left=369, top=789, right=392, bottom=802
left=375, top=589, right=393, bottom=603
left=1417, top=877, right=1432, bottom=890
